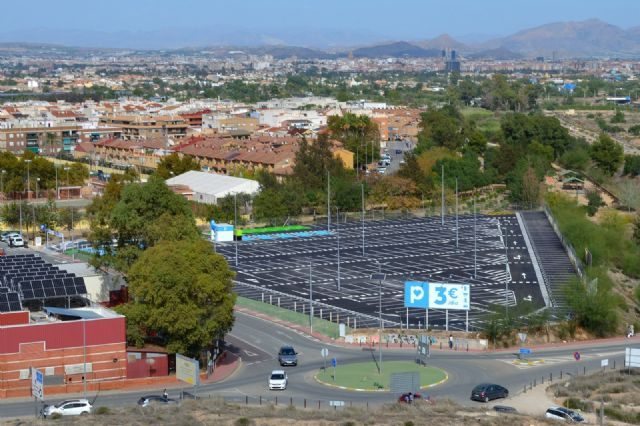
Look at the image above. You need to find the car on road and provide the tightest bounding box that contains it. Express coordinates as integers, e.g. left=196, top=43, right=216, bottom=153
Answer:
left=278, top=345, right=298, bottom=366
left=1, top=231, right=20, bottom=243
left=470, top=383, right=509, bottom=402
left=377, top=167, right=387, bottom=174
left=9, top=236, right=25, bottom=247
left=268, top=370, right=288, bottom=390
left=493, top=405, right=518, bottom=413
left=137, top=395, right=179, bottom=408
left=545, top=406, right=586, bottom=423
left=42, top=399, right=92, bottom=417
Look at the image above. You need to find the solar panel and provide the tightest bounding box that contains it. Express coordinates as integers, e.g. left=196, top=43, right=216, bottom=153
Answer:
left=0, top=291, right=22, bottom=312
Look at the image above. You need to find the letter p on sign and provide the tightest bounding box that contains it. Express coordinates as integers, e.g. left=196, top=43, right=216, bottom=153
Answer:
left=404, top=281, right=428, bottom=308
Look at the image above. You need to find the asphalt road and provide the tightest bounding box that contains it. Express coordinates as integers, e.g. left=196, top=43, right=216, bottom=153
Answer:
left=1, top=311, right=637, bottom=419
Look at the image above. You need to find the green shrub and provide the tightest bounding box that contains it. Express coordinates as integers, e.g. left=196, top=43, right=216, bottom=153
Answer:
left=48, top=413, right=62, bottom=420
left=95, top=406, right=111, bottom=415
left=235, top=417, right=252, bottom=426
left=563, top=397, right=594, bottom=412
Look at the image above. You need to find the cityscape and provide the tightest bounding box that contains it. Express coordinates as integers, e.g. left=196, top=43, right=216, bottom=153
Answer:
left=0, top=1, right=640, bottom=425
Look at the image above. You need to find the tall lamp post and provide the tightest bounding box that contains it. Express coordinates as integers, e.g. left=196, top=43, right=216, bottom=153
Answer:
left=24, top=159, right=32, bottom=200
left=371, top=260, right=386, bottom=375
left=0, top=169, right=6, bottom=196
left=64, top=167, right=70, bottom=199
left=35, top=177, right=40, bottom=200
left=54, top=164, right=59, bottom=200
left=308, top=261, right=313, bottom=334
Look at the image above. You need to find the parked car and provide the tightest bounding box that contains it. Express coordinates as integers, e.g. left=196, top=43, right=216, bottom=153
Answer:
left=278, top=346, right=298, bottom=366
left=1, top=231, right=20, bottom=243
left=545, top=407, right=586, bottom=423
left=9, top=236, right=25, bottom=247
left=268, top=370, right=288, bottom=390
left=137, top=395, right=179, bottom=408
left=470, top=383, right=509, bottom=402
left=42, top=399, right=92, bottom=417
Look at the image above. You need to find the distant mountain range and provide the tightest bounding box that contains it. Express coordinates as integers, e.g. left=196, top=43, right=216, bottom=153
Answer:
left=1, top=19, right=640, bottom=59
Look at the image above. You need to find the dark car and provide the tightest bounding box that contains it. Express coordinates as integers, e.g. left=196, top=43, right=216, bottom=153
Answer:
left=137, top=395, right=178, bottom=408
left=493, top=405, right=518, bottom=413
left=278, top=345, right=298, bottom=366
left=470, top=383, right=509, bottom=402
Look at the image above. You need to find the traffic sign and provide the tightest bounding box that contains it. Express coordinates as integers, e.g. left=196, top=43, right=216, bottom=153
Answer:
left=574, top=351, right=581, bottom=361
left=329, top=400, right=345, bottom=407
left=517, top=332, right=527, bottom=343
left=320, top=348, right=328, bottom=358
left=331, top=357, right=337, bottom=368
left=519, top=348, right=531, bottom=355
left=31, top=367, right=43, bottom=400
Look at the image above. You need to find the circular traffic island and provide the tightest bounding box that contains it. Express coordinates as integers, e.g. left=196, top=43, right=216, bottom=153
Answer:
left=315, top=361, right=447, bottom=392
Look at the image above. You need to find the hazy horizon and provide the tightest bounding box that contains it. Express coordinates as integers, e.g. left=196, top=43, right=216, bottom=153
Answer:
left=1, top=0, right=639, bottom=49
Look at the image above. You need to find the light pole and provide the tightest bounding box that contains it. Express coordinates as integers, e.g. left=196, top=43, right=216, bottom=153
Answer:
left=55, top=164, right=59, bottom=199
left=64, top=167, right=70, bottom=199
left=441, top=164, right=445, bottom=226
left=36, top=178, right=40, bottom=200
left=308, top=261, right=313, bottom=334
left=371, top=261, right=386, bottom=375
left=361, top=183, right=365, bottom=256
left=335, top=206, right=341, bottom=291
left=0, top=169, right=6, bottom=196
left=234, top=192, right=238, bottom=266
left=25, top=159, right=32, bottom=200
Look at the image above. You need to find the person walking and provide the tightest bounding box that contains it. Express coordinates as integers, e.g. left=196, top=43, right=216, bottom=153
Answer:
left=162, top=389, right=168, bottom=399
left=448, top=334, right=453, bottom=350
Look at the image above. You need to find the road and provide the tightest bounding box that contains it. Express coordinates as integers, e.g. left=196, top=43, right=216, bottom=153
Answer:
left=383, top=139, right=415, bottom=175
left=1, top=311, right=637, bottom=419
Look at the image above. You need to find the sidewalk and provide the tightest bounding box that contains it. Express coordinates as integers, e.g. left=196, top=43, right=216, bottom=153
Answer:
left=235, top=305, right=640, bottom=354
left=0, top=351, right=241, bottom=401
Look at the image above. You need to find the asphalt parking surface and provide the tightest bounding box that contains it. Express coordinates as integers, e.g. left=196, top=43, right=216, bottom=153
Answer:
left=217, top=214, right=544, bottom=331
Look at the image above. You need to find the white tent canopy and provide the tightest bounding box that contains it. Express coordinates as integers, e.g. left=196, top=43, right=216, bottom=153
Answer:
left=166, top=170, right=260, bottom=204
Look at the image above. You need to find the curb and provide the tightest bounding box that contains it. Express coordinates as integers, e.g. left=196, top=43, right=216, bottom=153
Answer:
left=312, top=368, right=448, bottom=393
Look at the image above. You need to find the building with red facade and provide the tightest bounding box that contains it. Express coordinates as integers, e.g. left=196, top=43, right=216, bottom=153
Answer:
left=0, top=307, right=126, bottom=398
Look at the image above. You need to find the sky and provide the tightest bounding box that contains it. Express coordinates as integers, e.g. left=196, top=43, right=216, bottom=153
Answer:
left=1, top=0, right=639, bottom=48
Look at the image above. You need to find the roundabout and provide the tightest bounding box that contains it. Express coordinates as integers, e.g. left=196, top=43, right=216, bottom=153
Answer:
left=314, top=360, right=448, bottom=392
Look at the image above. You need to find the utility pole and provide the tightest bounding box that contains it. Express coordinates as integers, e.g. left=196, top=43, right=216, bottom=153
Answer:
left=327, top=171, right=330, bottom=232
left=234, top=193, right=238, bottom=267
left=336, top=207, right=341, bottom=291
left=473, top=194, right=477, bottom=279
left=441, top=164, right=445, bottom=226
left=455, top=178, right=459, bottom=248
left=83, top=318, right=87, bottom=400
left=361, top=183, right=365, bottom=256
left=25, top=159, right=32, bottom=200
left=309, top=262, right=313, bottom=334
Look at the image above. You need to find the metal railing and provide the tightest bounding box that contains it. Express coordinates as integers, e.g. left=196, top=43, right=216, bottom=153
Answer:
left=543, top=204, right=586, bottom=282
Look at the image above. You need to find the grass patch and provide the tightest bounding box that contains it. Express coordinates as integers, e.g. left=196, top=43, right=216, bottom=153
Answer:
left=315, top=360, right=447, bottom=391
left=235, top=296, right=349, bottom=339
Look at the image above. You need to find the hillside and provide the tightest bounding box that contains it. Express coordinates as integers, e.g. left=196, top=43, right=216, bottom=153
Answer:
left=351, top=41, right=440, bottom=58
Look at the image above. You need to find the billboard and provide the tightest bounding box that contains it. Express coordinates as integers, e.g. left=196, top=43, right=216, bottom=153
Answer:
left=176, top=353, right=200, bottom=386
left=626, top=348, right=640, bottom=368
left=404, top=282, right=470, bottom=310
left=31, top=367, right=44, bottom=400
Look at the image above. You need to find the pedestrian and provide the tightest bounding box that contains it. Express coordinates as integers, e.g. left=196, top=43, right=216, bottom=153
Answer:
left=448, top=334, right=453, bottom=350
left=162, top=388, right=168, bottom=399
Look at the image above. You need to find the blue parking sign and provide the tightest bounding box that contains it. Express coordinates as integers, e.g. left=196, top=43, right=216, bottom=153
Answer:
left=331, top=357, right=337, bottom=367
left=404, top=281, right=429, bottom=308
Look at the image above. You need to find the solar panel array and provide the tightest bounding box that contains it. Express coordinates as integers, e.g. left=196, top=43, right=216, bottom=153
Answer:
left=0, top=254, right=88, bottom=313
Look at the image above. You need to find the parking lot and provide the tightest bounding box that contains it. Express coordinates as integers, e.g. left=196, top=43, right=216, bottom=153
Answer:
left=216, top=214, right=545, bottom=331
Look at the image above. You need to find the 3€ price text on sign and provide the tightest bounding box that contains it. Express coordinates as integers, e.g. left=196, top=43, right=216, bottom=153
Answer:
left=404, top=281, right=470, bottom=310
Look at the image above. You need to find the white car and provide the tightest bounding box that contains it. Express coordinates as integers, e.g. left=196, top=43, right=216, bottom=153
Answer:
left=42, top=399, right=92, bottom=417
left=545, top=407, right=586, bottom=423
left=268, top=370, right=288, bottom=390
left=9, top=236, right=25, bottom=247
left=1, top=231, right=20, bottom=243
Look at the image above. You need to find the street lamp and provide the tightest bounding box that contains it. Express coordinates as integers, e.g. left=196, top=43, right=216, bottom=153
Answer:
left=64, top=167, right=70, bottom=186
left=371, top=260, right=386, bottom=375
left=0, top=169, right=6, bottom=196
left=54, top=164, right=59, bottom=199
left=24, top=159, right=32, bottom=200
left=308, top=262, right=313, bottom=334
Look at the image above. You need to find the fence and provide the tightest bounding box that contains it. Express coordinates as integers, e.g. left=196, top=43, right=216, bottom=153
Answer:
left=543, top=204, right=586, bottom=282
left=234, top=281, right=399, bottom=331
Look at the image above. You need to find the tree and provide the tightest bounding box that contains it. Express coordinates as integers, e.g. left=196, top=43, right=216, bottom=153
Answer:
left=417, top=108, right=464, bottom=152
left=155, top=153, right=200, bottom=179
left=564, top=276, right=620, bottom=337
left=88, top=176, right=198, bottom=272
left=119, top=239, right=236, bottom=356
left=585, top=190, right=604, bottom=216
left=521, top=166, right=543, bottom=209
left=590, top=134, right=624, bottom=176
left=633, top=215, right=640, bottom=246
left=292, top=135, right=346, bottom=190
left=623, top=155, right=640, bottom=176
left=616, top=180, right=640, bottom=212
left=610, top=109, right=626, bottom=124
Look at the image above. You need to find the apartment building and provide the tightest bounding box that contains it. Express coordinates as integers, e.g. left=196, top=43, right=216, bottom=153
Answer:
left=0, top=126, right=123, bottom=155
left=98, top=115, right=189, bottom=140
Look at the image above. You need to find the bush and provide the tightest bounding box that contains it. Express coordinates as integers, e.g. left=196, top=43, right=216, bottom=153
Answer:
left=585, top=191, right=603, bottom=216
left=235, top=417, right=252, bottom=426
left=563, top=397, right=594, bottom=412
left=95, top=406, right=111, bottom=415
